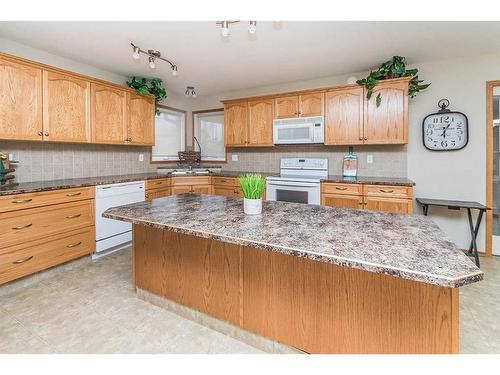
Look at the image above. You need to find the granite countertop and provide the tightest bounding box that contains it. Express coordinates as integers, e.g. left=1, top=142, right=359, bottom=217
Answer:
left=321, top=175, right=415, bottom=186
left=103, top=194, right=482, bottom=288
left=0, top=170, right=413, bottom=196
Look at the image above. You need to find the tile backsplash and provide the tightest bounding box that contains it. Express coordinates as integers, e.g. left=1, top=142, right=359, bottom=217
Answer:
left=1, top=141, right=157, bottom=183
left=224, top=144, right=407, bottom=177
left=1, top=141, right=407, bottom=183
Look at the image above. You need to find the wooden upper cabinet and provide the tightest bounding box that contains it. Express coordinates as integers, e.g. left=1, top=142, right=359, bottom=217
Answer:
left=299, top=92, right=324, bottom=117
left=127, top=93, right=155, bottom=146
left=274, top=95, right=299, bottom=119
left=42, top=71, right=91, bottom=143
left=225, top=101, right=248, bottom=147
left=324, top=87, right=364, bottom=145
left=364, top=80, right=408, bottom=144
left=0, top=57, right=43, bottom=141
left=248, top=98, right=274, bottom=146
left=91, top=83, right=128, bottom=144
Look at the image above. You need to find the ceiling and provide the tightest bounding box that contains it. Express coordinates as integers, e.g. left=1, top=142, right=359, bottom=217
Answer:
left=0, top=21, right=499, bottom=96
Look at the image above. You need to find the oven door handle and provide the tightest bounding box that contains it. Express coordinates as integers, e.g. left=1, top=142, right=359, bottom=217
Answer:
left=266, top=181, right=319, bottom=188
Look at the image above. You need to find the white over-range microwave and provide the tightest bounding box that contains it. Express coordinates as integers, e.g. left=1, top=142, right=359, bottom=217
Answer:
left=273, top=116, right=324, bottom=145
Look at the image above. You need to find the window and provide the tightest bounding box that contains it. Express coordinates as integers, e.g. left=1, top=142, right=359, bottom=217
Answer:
left=152, top=106, right=186, bottom=162
left=193, top=109, right=225, bottom=161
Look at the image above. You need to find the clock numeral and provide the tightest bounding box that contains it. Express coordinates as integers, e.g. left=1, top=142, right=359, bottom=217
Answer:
left=426, top=129, right=433, bottom=136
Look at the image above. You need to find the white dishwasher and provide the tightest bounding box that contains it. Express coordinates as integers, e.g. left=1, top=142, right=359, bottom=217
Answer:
left=94, top=181, right=145, bottom=259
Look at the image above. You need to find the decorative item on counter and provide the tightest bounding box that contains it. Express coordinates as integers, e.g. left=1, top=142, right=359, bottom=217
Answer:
left=239, top=174, right=265, bottom=215
left=356, top=56, right=430, bottom=107
left=0, top=152, right=16, bottom=186
left=342, top=147, right=358, bottom=177
left=126, top=77, right=167, bottom=115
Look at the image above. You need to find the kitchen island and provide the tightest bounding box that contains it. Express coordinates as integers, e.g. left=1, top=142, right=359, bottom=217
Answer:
left=103, top=194, right=482, bottom=354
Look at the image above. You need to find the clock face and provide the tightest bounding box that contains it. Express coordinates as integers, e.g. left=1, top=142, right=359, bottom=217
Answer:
left=422, top=112, right=468, bottom=151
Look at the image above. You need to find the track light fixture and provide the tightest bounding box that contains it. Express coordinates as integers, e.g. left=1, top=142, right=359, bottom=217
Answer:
left=185, top=86, right=197, bottom=98
left=216, top=21, right=257, bottom=38
left=130, top=43, right=178, bottom=76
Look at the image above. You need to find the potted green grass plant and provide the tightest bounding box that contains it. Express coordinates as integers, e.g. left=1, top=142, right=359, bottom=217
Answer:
left=239, top=174, right=266, bottom=215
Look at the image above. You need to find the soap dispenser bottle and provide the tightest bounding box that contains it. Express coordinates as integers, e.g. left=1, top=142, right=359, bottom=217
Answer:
left=342, top=147, right=358, bottom=177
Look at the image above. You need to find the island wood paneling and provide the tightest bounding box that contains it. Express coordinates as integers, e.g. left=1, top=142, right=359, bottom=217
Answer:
left=133, top=226, right=241, bottom=325
left=133, top=225, right=459, bottom=354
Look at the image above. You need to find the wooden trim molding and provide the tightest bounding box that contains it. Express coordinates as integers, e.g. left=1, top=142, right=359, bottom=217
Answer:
left=192, top=108, right=227, bottom=163
left=220, top=77, right=413, bottom=104
left=150, top=104, right=188, bottom=164
left=486, top=81, right=500, bottom=256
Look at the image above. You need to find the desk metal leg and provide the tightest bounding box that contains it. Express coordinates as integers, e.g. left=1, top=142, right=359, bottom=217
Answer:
left=468, top=209, right=484, bottom=255
left=467, top=208, right=481, bottom=267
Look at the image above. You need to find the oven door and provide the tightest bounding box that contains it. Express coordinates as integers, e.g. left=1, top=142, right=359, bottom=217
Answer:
left=273, top=123, right=314, bottom=144
left=266, top=180, right=320, bottom=205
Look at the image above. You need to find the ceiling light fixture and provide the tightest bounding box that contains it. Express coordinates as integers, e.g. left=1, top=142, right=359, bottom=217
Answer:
left=216, top=21, right=257, bottom=38
left=185, top=86, right=197, bottom=98
left=130, top=43, right=178, bottom=76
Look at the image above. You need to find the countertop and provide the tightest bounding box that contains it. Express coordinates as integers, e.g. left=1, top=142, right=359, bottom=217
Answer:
left=103, top=194, right=482, bottom=288
left=0, top=171, right=414, bottom=196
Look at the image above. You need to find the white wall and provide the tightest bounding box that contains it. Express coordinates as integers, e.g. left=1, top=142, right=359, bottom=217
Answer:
left=192, top=53, right=500, bottom=251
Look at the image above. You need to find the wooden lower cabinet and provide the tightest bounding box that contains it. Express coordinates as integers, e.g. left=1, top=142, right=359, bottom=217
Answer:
left=0, top=187, right=95, bottom=285
left=171, top=176, right=212, bottom=195
left=0, top=228, right=94, bottom=285
left=146, top=188, right=171, bottom=200
left=192, top=185, right=212, bottom=195
left=321, top=194, right=363, bottom=209
left=321, top=182, right=413, bottom=214
left=213, top=185, right=242, bottom=198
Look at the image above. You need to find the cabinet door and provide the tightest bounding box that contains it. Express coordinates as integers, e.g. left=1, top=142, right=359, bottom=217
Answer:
left=0, top=57, right=42, bottom=141
left=145, top=188, right=171, bottom=200
left=364, top=80, right=408, bottom=144
left=171, top=185, right=193, bottom=194
left=299, top=92, right=324, bottom=117
left=192, top=185, right=212, bottom=195
left=248, top=98, right=274, bottom=146
left=324, top=87, right=364, bottom=145
left=42, top=71, right=91, bottom=143
left=213, top=185, right=239, bottom=197
left=91, top=83, right=128, bottom=144
left=128, top=93, right=155, bottom=146
left=364, top=197, right=411, bottom=214
left=274, top=95, right=299, bottom=119
left=224, top=101, right=248, bottom=147
left=321, top=194, right=363, bottom=209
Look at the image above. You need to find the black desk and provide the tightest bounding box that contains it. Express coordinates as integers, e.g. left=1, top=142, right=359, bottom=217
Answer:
left=416, top=198, right=488, bottom=267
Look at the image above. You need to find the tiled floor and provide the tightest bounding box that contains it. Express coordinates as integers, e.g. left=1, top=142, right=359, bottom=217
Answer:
left=0, top=248, right=499, bottom=354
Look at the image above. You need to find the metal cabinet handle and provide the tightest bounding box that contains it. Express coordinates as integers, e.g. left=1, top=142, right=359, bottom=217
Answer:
left=154, top=181, right=163, bottom=185
left=66, top=241, right=82, bottom=248
left=38, top=131, right=43, bottom=136
left=379, top=189, right=394, bottom=193
left=44, top=131, right=49, bottom=136
left=12, top=223, right=33, bottom=230
left=13, top=256, right=33, bottom=264
left=335, top=187, right=348, bottom=191
left=65, top=214, right=81, bottom=219
left=66, top=192, right=82, bottom=197
left=11, top=198, right=33, bottom=204
left=364, top=137, right=368, bottom=141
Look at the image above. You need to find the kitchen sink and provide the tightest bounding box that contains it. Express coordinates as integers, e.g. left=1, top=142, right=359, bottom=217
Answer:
left=170, top=169, right=211, bottom=176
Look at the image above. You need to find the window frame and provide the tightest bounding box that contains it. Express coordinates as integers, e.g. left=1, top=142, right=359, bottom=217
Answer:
left=192, top=108, right=227, bottom=163
left=150, top=104, right=188, bottom=164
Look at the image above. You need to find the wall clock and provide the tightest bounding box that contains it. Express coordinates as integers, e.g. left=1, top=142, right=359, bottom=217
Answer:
left=422, top=99, right=468, bottom=151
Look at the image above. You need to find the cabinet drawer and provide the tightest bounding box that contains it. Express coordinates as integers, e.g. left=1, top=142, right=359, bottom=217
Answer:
left=213, top=186, right=241, bottom=197
left=321, top=193, right=363, bottom=209
left=0, top=200, right=94, bottom=249
left=0, top=228, right=94, bottom=285
left=146, top=188, right=171, bottom=200
left=212, top=176, right=239, bottom=187
left=171, top=176, right=212, bottom=186
left=363, top=185, right=411, bottom=199
left=0, top=187, right=94, bottom=213
left=145, top=178, right=171, bottom=190
left=322, top=183, right=362, bottom=196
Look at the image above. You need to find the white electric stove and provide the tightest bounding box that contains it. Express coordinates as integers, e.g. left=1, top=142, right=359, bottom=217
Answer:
left=266, top=158, right=328, bottom=205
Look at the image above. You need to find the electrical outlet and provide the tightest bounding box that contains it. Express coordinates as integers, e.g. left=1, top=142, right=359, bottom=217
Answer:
left=8, top=153, right=16, bottom=161
left=231, top=154, right=238, bottom=162
left=367, top=154, right=373, bottom=164
left=139, top=154, right=144, bottom=162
